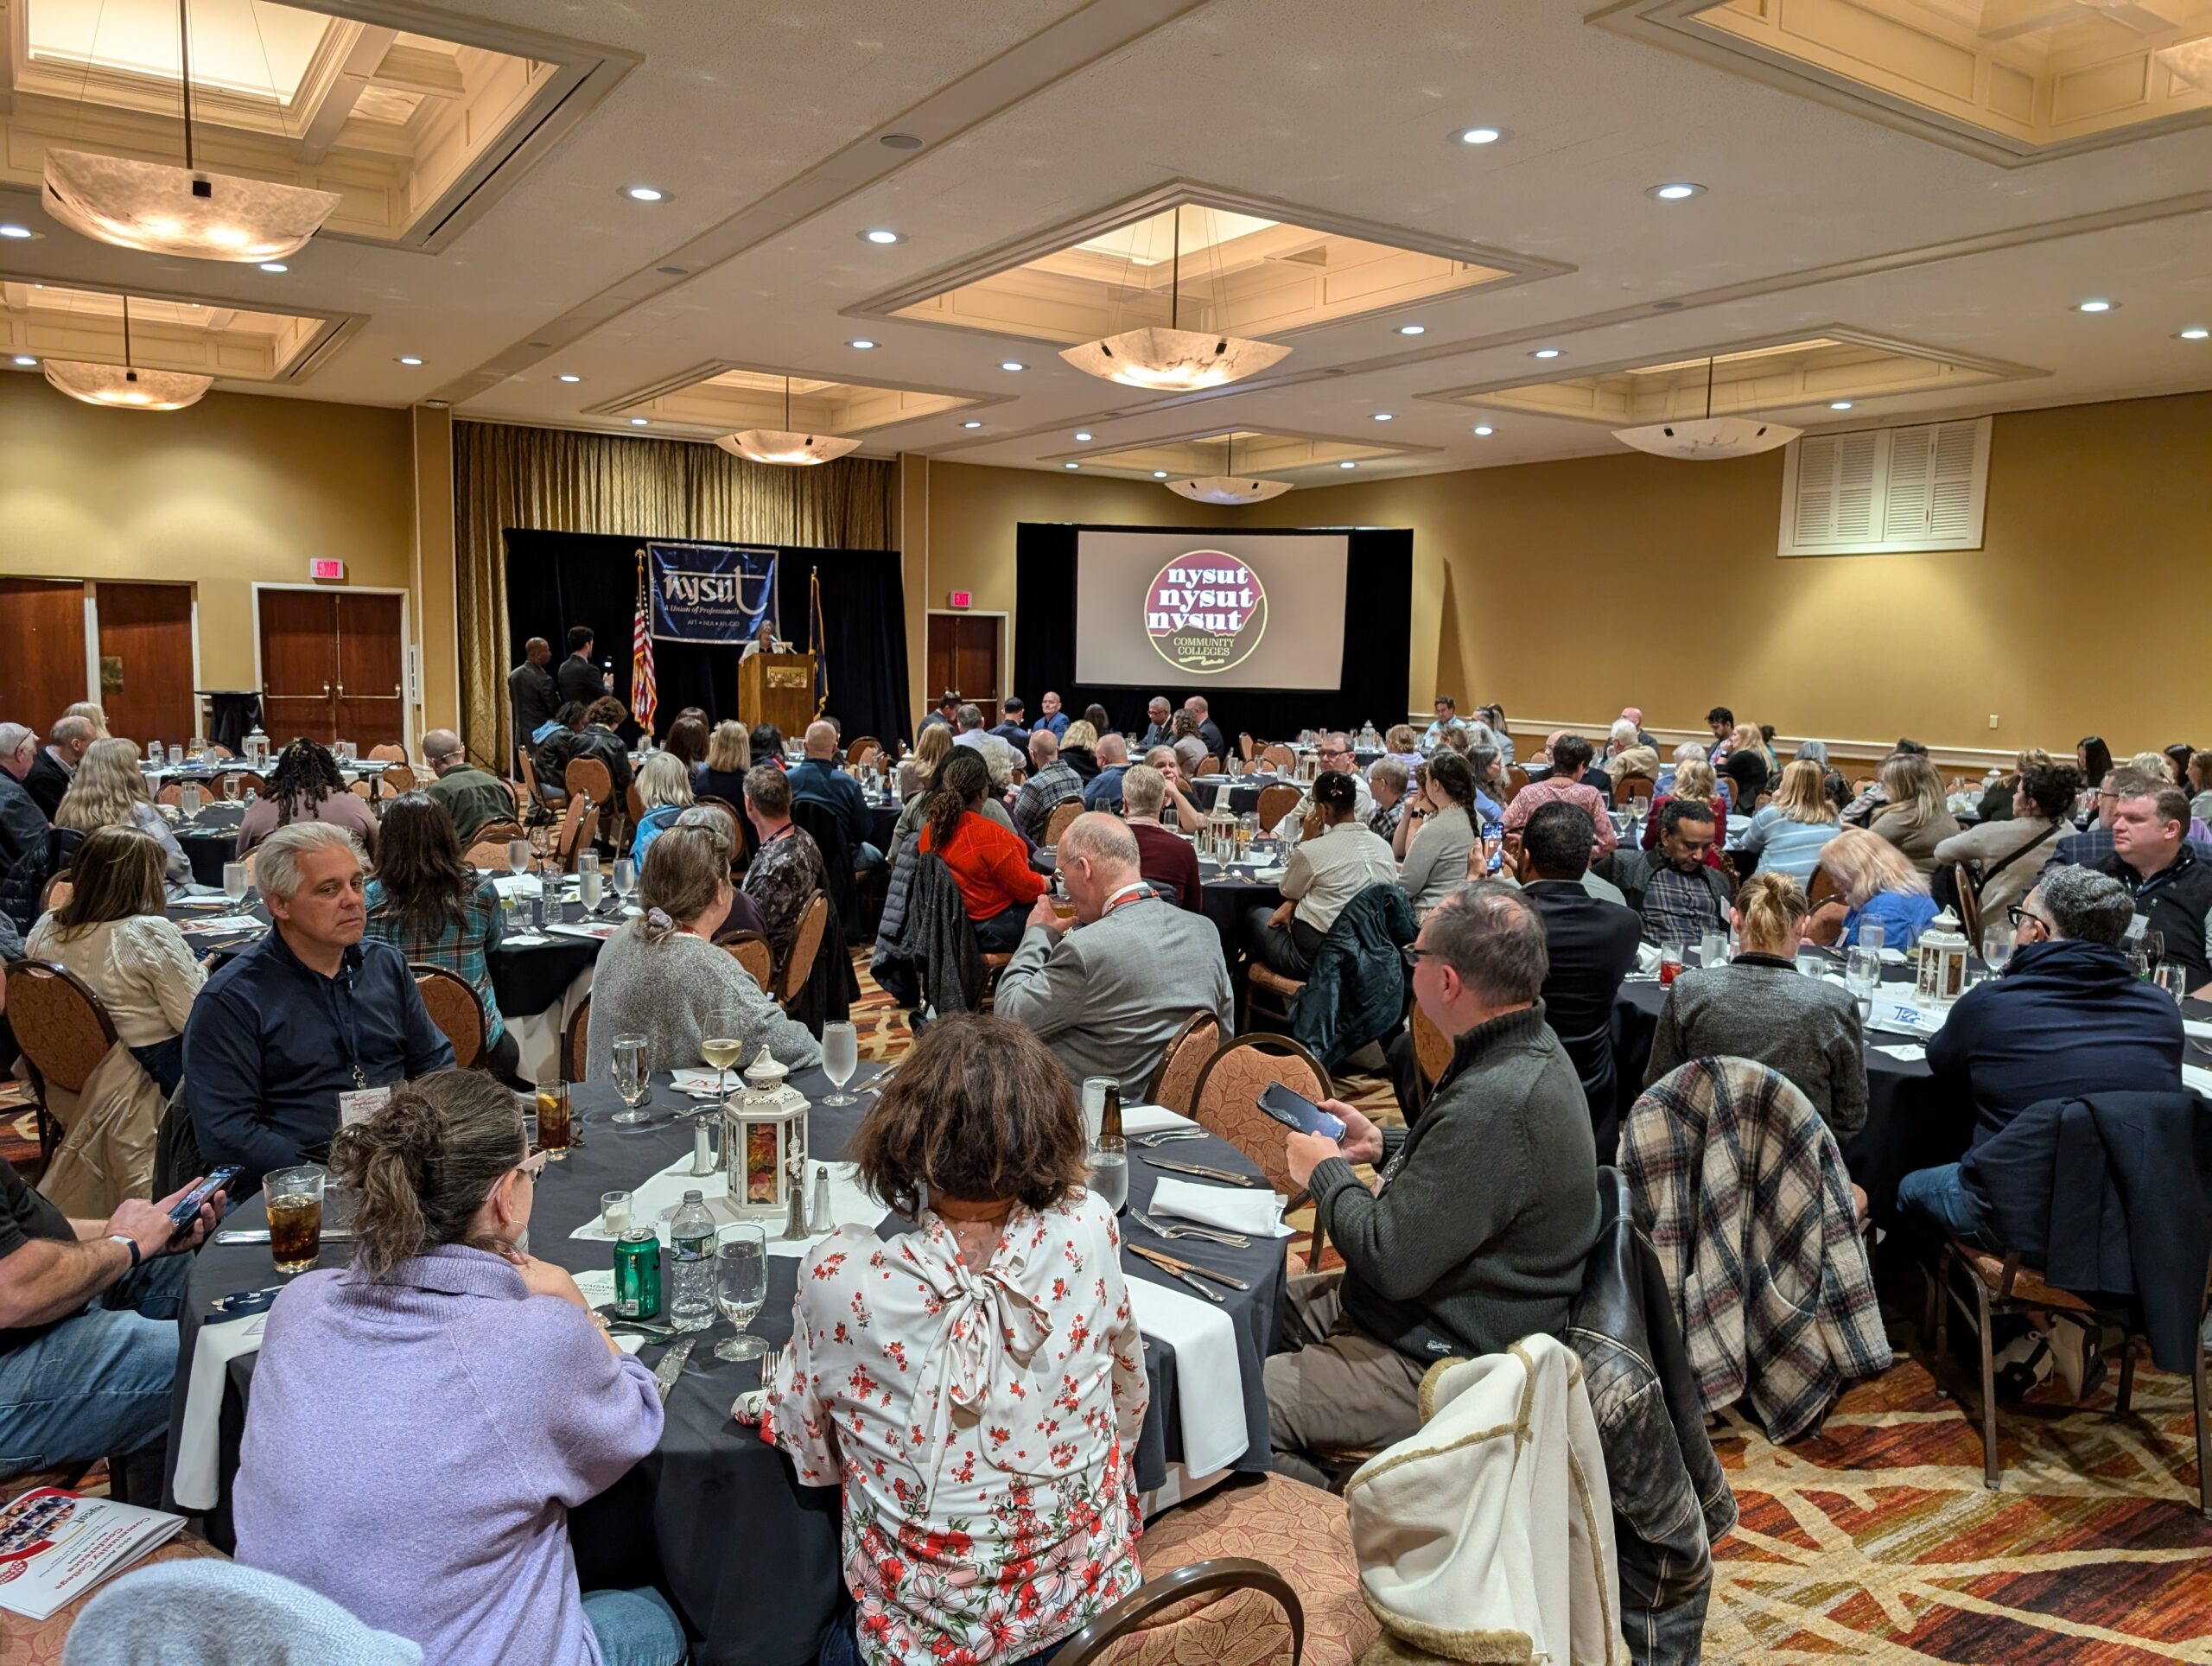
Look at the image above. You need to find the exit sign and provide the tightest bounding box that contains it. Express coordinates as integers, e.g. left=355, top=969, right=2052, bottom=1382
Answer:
left=310, top=559, right=346, bottom=581
left=947, top=591, right=972, bottom=609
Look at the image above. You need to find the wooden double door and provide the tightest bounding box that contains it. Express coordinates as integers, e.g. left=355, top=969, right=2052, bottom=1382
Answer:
left=0, top=578, right=196, bottom=747
left=258, top=589, right=406, bottom=749
left=925, top=613, right=1003, bottom=726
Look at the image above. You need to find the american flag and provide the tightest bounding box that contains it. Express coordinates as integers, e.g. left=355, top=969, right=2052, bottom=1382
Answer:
left=631, top=548, right=658, bottom=735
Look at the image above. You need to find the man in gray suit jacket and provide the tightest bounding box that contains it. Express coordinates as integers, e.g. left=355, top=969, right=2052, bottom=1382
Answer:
left=994, top=812, right=1234, bottom=1096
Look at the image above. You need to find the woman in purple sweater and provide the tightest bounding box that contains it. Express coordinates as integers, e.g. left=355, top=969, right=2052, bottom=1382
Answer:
left=233, top=1071, right=683, bottom=1666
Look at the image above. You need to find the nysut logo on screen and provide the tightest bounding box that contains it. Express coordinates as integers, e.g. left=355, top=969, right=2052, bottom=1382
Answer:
left=1146, top=552, right=1268, bottom=675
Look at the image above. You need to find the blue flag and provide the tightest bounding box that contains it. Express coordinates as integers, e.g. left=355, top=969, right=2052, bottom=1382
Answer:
left=645, top=541, right=777, bottom=645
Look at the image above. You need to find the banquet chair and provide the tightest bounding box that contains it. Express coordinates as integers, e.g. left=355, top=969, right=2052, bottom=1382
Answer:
left=1008, top=766, right=1027, bottom=788
left=1239, top=733, right=1256, bottom=763
left=367, top=744, right=406, bottom=763
left=1043, top=798, right=1086, bottom=849
left=626, top=780, right=646, bottom=830
left=564, top=758, right=614, bottom=819
left=1613, top=773, right=1656, bottom=804
left=225, top=770, right=267, bottom=797
left=156, top=783, right=186, bottom=807
left=776, top=893, right=830, bottom=1013
left=1409, top=1003, right=1453, bottom=1109
left=470, top=819, right=527, bottom=849
left=1262, top=743, right=1297, bottom=773
left=522, top=749, right=565, bottom=817
left=4, top=957, right=118, bottom=1161
left=1190, top=1035, right=1334, bottom=1269
left=563, top=995, right=593, bottom=1085
left=380, top=763, right=416, bottom=794
left=694, top=796, right=750, bottom=870
left=1949, top=862, right=1984, bottom=944
left=463, top=839, right=516, bottom=869
left=722, top=932, right=775, bottom=990
left=40, top=874, right=73, bottom=915
left=1255, top=784, right=1303, bottom=832
left=1049, top=1474, right=1374, bottom=1666
left=1505, top=766, right=1530, bottom=802
left=348, top=779, right=378, bottom=803
left=1145, top=1012, right=1224, bottom=1116
left=844, top=736, right=883, bottom=771
left=410, top=964, right=486, bottom=1071
left=553, top=798, right=599, bottom=874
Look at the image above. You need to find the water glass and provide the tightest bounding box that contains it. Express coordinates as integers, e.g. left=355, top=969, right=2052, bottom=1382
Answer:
left=1795, top=945, right=1827, bottom=979
left=613, top=856, right=636, bottom=907
left=611, top=1033, right=652, bottom=1126
left=223, top=861, right=250, bottom=906
left=506, top=838, right=531, bottom=878
left=1699, top=930, right=1729, bottom=969
left=223, top=773, right=241, bottom=802
left=1087, top=1136, right=1129, bottom=1215
left=1859, top=919, right=1886, bottom=957
left=178, top=782, right=202, bottom=817
left=167, top=743, right=183, bottom=766
left=1080, top=1076, right=1115, bottom=1142
left=715, top=1225, right=770, bottom=1362
left=2153, top=961, right=2190, bottom=1006
left=1846, top=947, right=1881, bottom=1021
left=1982, top=925, right=2012, bottom=975
left=820, top=1021, right=860, bottom=1107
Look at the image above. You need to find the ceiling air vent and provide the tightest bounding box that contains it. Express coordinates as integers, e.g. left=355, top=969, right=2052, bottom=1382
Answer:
left=1778, top=416, right=1991, bottom=557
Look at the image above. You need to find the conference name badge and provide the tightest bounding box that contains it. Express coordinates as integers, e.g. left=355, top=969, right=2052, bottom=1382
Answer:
left=1146, top=553, right=1268, bottom=675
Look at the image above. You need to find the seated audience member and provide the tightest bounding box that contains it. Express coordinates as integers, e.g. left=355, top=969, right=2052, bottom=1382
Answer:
left=1869, top=753, right=1961, bottom=877
left=915, top=749, right=1046, bottom=953
left=1510, top=804, right=1642, bottom=1150
left=1012, top=728, right=1084, bottom=843
left=1267, top=734, right=1374, bottom=839
left=2189, top=750, right=2212, bottom=829
left=363, top=794, right=519, bottom=1084
left=1139, top=695, right=1177, bottom=751
left=1271, top=882, right=1599, bottom=1485
left=1732, top=758, right=1840, bottom=879
left=2126, top=751, right=2212, bottom=844
left=740, top=764, right=827, bottom=962
left=185, top=823, right=453, bottom=1195
left=1656, top=741, right=1704, bottom=798
left=1898, top=867, right=2181, bottom=1249
left=893, top=749, right=1020, bottom=845
left=1645, top=873, right=1867, bottom=1138
left=0, top=1148, right=223, bottom=1484
left=1118, top=765, right=1201, bottom=909
left=1034, top=690, right=1070, bottom=740
left=1184, top=694, right=1226, bottom=760
left=1622, top=706, right=1657, bottom=749
left=1606, top=745, right=1659, bottom=796
left=1169, top=710, right=1210, bottom=780
left=1421, top=696, right=1467, bottom=751
left=1936, top=761, right=2080, bottom=926
left=952, top=704, right=1020, bottom=785
left=27, top=826, right=206, bottom=1096
left=590, top=827, right=819, bottom=1079
left=895, top=723, right=950, bottom=804
left=24, top=714, right=92, bottom=820
left=235, top=1071, right=682, bottom=1665
left=1248, top=771, right=1398, bottom=978
left=1620, top=800, right=1732, bottom=944
left=986, top=696, right=1030, bottom=749
left=1640, top=758, right=1729, bottom=868
left=419, top=728, right=515, bottom=846
left=1384, top=725, right=1423, bottom=768
left=1503, top=734, right=1616, bottom=859
left=749, top=723, right=786, bottom=771
left=1395, top=750, right=1479, bottom=919
left=1058, top=718, right=1103, bottom=783
left=995, top=813, right=1232, bottom=1092
left=1436, top=725, right=1472, bottom=760
left=918, top=690, right=963, bottom=733
left=1973, top=746, right=2048, bottom=824
left=1479, top=703, right=1516, bottom=767
left=629, top=750, right=696, bottom=867
left=2044, top=766, right=2212, bottom=874
left=1717, top=746, right=1770, bottom=817
left=661, top=712, right=710, bottom=771
left=531, top=701, right=590, bottom=789
left=671, top=805, right=769, bottom=940
left=570, top=697, right=635, bottom=799
left=1367, top=756, right=1411, bottom=842
left=55, top=736, right=193, bottom=889
left=1465, top=745, right=1508, bottom=827
left=2101, top=782, right=2212, bottom=987
left=235, top=737, right=380, bottom=863
left=761, top=1016, right=1146, bottom=1666
left=1810, top=826, right=1936, bottom=949
left=1729, top=721, right=1777, bottom=779
left=1079, top=733, right=1132, bottom=811
left=785, top=720, right=880, bottom=868
left=1081, top=703, right=1114, bottom=735
left=62, top=702, right=111, bottom=740
left=694, top=719, right=753, bottom=806
left=0, top=724, right=48, bottom=869
left=1144, top=745, right=1208, bottom=833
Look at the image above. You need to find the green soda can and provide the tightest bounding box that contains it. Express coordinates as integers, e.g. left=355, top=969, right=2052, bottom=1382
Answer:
left=614, top=1227, right=661, bottom=1319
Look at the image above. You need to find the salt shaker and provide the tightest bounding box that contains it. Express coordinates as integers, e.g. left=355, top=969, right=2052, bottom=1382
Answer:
left=782, top=1159, right=810, bottom=1240
left=691, top=1122, right=715, bottom=1177
left=810, top=1165, right=833, bottom=1232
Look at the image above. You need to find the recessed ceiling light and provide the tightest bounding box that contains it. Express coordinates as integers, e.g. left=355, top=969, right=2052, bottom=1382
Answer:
left=1396, top=323, right=1427, bottom=336
left=849, top=339, right=877, bottom=350
left=1646, top=182, right=1705, bottom=201
left=1074, top=431, right=1092, bottom=442
left=0, top=224, right=37, bottom=239
left=859, top=229, right=902, bottom=245
left=1064, top=461, right=1080, bottom=470
left=1532, top=347, right=1562, bottom=359
left=1373, top=412, right=1394, bottom=422
left=1452, top=124, right=1508, bottom=145
left=621, top=185, right=666, bottom=202
left=2180, top=327, right=2209, bottom=340
left=397, top=356, right=423, bottom=366
left=880, top=133, right=924, bottom=149
left=11, top=355, right=36, bottom=367
left=1829, top=400, right=1853, bottom=410
left=1473, top=424, right=1494, bottom=436
left=962, top=420, right=983, bottom=429
left=1339, top=461, right=1357, bottom=469
left=2074, top=298, right=2115, bottom=313
left=1153, top=470, right=1168, bottom=478
left=424, top=398, right=450, bottom=410
left=1001, top=360, right=1025, bottom=372
left=630, top=417, right=649, bottom=427
left=558, top=373, right=582, bottom=383
left=257, top=261, right=288, bottom=273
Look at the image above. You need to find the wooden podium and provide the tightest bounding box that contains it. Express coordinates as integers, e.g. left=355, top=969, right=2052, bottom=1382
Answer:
left=740, top=651, right=816, bottom=738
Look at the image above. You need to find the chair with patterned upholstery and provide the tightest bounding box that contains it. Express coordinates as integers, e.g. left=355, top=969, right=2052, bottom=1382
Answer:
left=1612, top=773, right=1655, bottom=805
left=39, top=874, right=73, bottom=916
left=844, top=736, right=884, bottom=772
left=411, top=964, right=486, bottom=1071
left=1238, top=733, right=1256, bottom=764
left=1410, top=1004, right=1453, bottom=1108
left=1261, top=743, right=1297, bottom=773
left=564, top=757, right=614, bottom=817
left=1255, top=783, right=1303, bottom=831
left=1146, top=1013, right=1224, bottom=1116
left=776, top=893, right=830, bottom=1012
left=553, top=796, right=598, bottom=874
left=1052, top=1473, right=1376, bottom=1666
left=723, top=932, right=775, bottom=990
left=379, top=762, right=417, bottom=794
left=367, top=744, right=406, bottom=763
left=563, top=995, right=592, bottom=1085
left=4, top=957, right=118, bottom=1160
left=1043, top=798, right=1087, bottom=849
left=1189, top=1035, right=1332, bottom=1199
left=155, top=782, right=186, bottom=808
left=522, top=748, right=565, bottom=816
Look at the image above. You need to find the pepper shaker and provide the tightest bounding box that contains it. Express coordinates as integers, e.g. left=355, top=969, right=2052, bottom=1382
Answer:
left=810, top=1165, right=833, bottom=1232
left=691, top=1122, right=716, bottom=1177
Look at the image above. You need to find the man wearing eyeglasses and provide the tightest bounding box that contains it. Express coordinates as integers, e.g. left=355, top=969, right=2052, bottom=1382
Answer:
left=420, top=728, right=517, bottom=847
left=1264, top=734, right=1372, bottom=840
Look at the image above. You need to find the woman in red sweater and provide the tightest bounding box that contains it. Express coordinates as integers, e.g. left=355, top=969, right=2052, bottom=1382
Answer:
left=915, top=749, right=1046, bottom=952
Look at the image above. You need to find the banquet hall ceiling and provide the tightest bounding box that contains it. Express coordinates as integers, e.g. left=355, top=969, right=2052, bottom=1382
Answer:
left=0, top=0, right=2206, bottom=482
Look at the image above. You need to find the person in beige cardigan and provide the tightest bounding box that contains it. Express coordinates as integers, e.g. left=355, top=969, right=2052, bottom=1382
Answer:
left=1934, top=761, right=2082, bottom=930
left=1869, top=754, right=1961, bottom=878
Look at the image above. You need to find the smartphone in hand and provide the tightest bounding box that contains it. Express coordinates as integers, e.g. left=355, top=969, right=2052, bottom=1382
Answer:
left=1256, top=1083, right=1347, bottom=1142
left=168, top=1166, right=241, bottom=1238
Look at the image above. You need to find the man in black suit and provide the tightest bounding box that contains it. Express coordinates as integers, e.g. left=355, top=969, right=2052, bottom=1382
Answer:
left=1516, top=800, right=1643, bottom=1160
left=1183, top=695, right=1226, bottom=762
left=0, top=724, right=49, bottom=869
left=988, top=697, right=1031, bottom=750
left=507, top=637, right=560, bottom=760
left=556, top=626, right=608, bottom=709
left=22, top=715, right=92, bottom=820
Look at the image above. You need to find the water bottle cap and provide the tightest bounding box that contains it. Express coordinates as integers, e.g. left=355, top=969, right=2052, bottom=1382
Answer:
left=682, top=1189, right=703, bottom=1203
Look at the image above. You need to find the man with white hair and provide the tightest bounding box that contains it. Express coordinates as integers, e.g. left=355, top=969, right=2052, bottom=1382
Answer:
left=1656, top=741, right=1704, bottom=798
left=0, top=722, right=48, bottom=868
left=419, top=728, right=514, bottom=846
left=1140, top=696, right=1176, bottom=752
left=993, top=812, right=1231, bottom=1095
left=952, top=703, right=1020, bottom=783
left=24, top=713, right=92, bottom=820
left=182, top=823, right=453, bottom=1196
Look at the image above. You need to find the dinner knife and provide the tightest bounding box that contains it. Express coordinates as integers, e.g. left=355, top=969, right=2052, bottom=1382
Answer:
left=652, top=1336, right=696, bottom=1401
left=1140, top=1156, right=1256, bottom=1186
left=1128, top=1245, right=1224, bottom=1302
left=1129, top=1244, right=1250, bottom=1293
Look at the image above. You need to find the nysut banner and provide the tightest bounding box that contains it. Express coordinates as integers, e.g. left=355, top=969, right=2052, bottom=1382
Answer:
left=644, top=540, right=778, bottom=644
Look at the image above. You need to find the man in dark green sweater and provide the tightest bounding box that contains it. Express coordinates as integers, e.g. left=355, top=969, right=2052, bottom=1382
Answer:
left=1267, top=881, right=1601, bottom=1487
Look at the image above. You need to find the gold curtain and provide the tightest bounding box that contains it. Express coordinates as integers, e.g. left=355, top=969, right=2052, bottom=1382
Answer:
left=454, top=420, right=896, bottom=769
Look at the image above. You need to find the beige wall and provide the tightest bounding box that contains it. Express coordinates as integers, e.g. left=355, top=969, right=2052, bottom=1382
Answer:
left=0, top=375, right=440, bottom=737
left=899, top=391, right=2212, bottom=758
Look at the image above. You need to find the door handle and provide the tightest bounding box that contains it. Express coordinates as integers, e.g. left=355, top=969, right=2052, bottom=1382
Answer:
left=321, top=684, right=331, bottom=696
left=333, top=684, right=345, bottom=696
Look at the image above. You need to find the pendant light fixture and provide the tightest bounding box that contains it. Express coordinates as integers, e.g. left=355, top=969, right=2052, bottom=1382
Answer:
left=714, top=375, right=861, bottom=465
left=41, top=0, right=340, bottom=263
left=1062, top=206, right=1291, bottom=391
left=1612, top=354, right=1801, bottom=460
left=44, top=296, right=212, bottom=410
left=1165, top=432, right=1293, bottom=504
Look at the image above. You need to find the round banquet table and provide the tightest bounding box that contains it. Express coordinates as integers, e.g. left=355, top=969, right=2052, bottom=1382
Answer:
left=1198, top=862, right=1284, bottom=950
left=171, top=802, right=247, bottom=889
left=170, top=1065, right=1287, bottom=1666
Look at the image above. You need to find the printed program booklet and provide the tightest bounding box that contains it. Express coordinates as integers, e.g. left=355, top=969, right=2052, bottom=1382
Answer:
left=0, top=1488, right=185, bottom=1620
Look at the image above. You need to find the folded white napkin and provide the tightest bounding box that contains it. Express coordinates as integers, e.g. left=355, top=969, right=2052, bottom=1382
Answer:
left=1877, top=946, right=1908, bottom=964
left=1149, top=1175, right=1292, bottom=1238
left=1122, top=1105, right=1196, bottom=1135
left=174, top=1313, right=267, bottom=1510
left=1251, top=867, right=1287, bottom=883
left=2183, top=1018, right=2212, bottom=1041
left=175, top=914, right=264, bottom=935
left=669, top=1069, right=728, bottom=1096
left=547, top=921, right=620, bottom=941
left=1865, top=995, right=1948, bottom=1038
left=2184, top=1063, right=2212, bottom=1097
left=1124, top=1275, right=1249, bottom=1476
left=1635, top=942, right=1662, bottom=975
left=502, top=933, right=550, bottom=948
left=1872, top=1043, right=1928, bottom=1062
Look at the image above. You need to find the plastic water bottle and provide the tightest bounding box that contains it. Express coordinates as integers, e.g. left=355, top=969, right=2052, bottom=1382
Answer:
left=668, top=1191, right=717, bottom=1332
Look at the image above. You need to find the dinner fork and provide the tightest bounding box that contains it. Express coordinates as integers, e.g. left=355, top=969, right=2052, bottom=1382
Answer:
left=1128, top=1207, right=1248, bottom=1250
left=1132, top=1127, right=1206, bottom=1148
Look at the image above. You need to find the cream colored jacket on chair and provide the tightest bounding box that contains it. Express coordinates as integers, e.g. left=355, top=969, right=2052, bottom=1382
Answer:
left=1345, top=1334, right=1626, bottom=1666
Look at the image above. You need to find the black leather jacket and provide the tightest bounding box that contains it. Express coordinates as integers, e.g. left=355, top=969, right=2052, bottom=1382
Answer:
left=1567, top=1167, right=1734, bottom=1665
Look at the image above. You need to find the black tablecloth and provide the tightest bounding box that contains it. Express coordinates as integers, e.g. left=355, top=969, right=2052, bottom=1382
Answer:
left=171, top=1066, right=1284, bottom=1666
left=1199, top=868, right=1284, bottom=950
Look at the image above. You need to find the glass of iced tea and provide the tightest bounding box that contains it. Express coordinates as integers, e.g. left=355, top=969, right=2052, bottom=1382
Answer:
left=267, top=1164, right=327, bottom=1275
left=536, top=1075, right=574, bottom=1160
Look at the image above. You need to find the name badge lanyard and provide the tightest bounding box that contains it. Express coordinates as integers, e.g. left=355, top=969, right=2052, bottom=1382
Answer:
left=328, top=963, right=367, bottom=1091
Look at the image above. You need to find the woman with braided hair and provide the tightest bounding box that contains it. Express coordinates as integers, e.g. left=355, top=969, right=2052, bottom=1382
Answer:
left=234, top=736, right=378, bottom=861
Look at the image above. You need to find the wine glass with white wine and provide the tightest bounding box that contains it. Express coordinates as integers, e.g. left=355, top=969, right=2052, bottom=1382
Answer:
left=702, top=1036, right=744, bottom=1103
left=611, top=1033, right=652, bottom=1127
left=819, top=1021, right=859, bottom=1107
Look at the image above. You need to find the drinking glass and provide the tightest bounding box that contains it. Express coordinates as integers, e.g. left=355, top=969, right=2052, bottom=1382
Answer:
left=147, top=739, right=163, bottom=762
left=535, top=1075, right=574, bottom=1159
left=613, top=857, right=636, bottom=910
left=601, top=1191, right=634, bottom=1235
left=1859, top=919, right=1886, bottom=957
left=506, top=838, right=531, bottom=879
left=1699, top=929, right=1729, bottom=969
left=610, top=1033, right=652, bottom=1126
left=1630, top=796, right=1651, bottom=825
left=820, top=1021, right=860, bottom=1106
left=1080, top=1076, right=1114, bottom=1142
left=1846, top=947, right=1881, bottom=1021
left=701, top=1035, right=743, bottom=1102
left=223, top=773, right=241, bottom=803
left=1982, top=925, right=2013, bottom=976
left=2154, top=961, right=2189, bottom=1006
left=1795, top=945, right=1827, bottom=979
left=1658, top=941, right=1685, bottom=987
left=715, top=1226, right=771, bottom=1362
left=577, top=851, right=603, bottom=912
left=1087, top=1136, right=1129, bottom=1214
left=178, top=783, right=201, bottom=817
left=2140, top=930, right=2165, bottom=967
left=267, top=1164, right=327, bottom=1274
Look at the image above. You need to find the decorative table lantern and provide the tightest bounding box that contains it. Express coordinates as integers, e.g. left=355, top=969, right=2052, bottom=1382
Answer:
left=722, top=1046, right=810, bottom=1222
left=1914, top=907, right=1971, bottom=1004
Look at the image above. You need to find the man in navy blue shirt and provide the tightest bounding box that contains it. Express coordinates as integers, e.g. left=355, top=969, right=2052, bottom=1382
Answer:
left=1081, top=734, right=1131, bottom=811
left=183, top=823, right=453, bottom=1196
left=787, top=720, right=880, bottom=869
left=1035, top=691, right=1070, bottom=741
left=988, top=698, right=1032, bottom=751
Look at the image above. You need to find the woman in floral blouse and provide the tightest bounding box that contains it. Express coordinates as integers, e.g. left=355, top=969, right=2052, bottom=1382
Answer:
left=760, top=1015, right=1148, bottom=1666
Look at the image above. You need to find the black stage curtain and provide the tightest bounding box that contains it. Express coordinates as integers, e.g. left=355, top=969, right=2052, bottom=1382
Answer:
left=1011, top=524, right=1414, bottom=742
left=502, top=531, right=909, bottom=747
